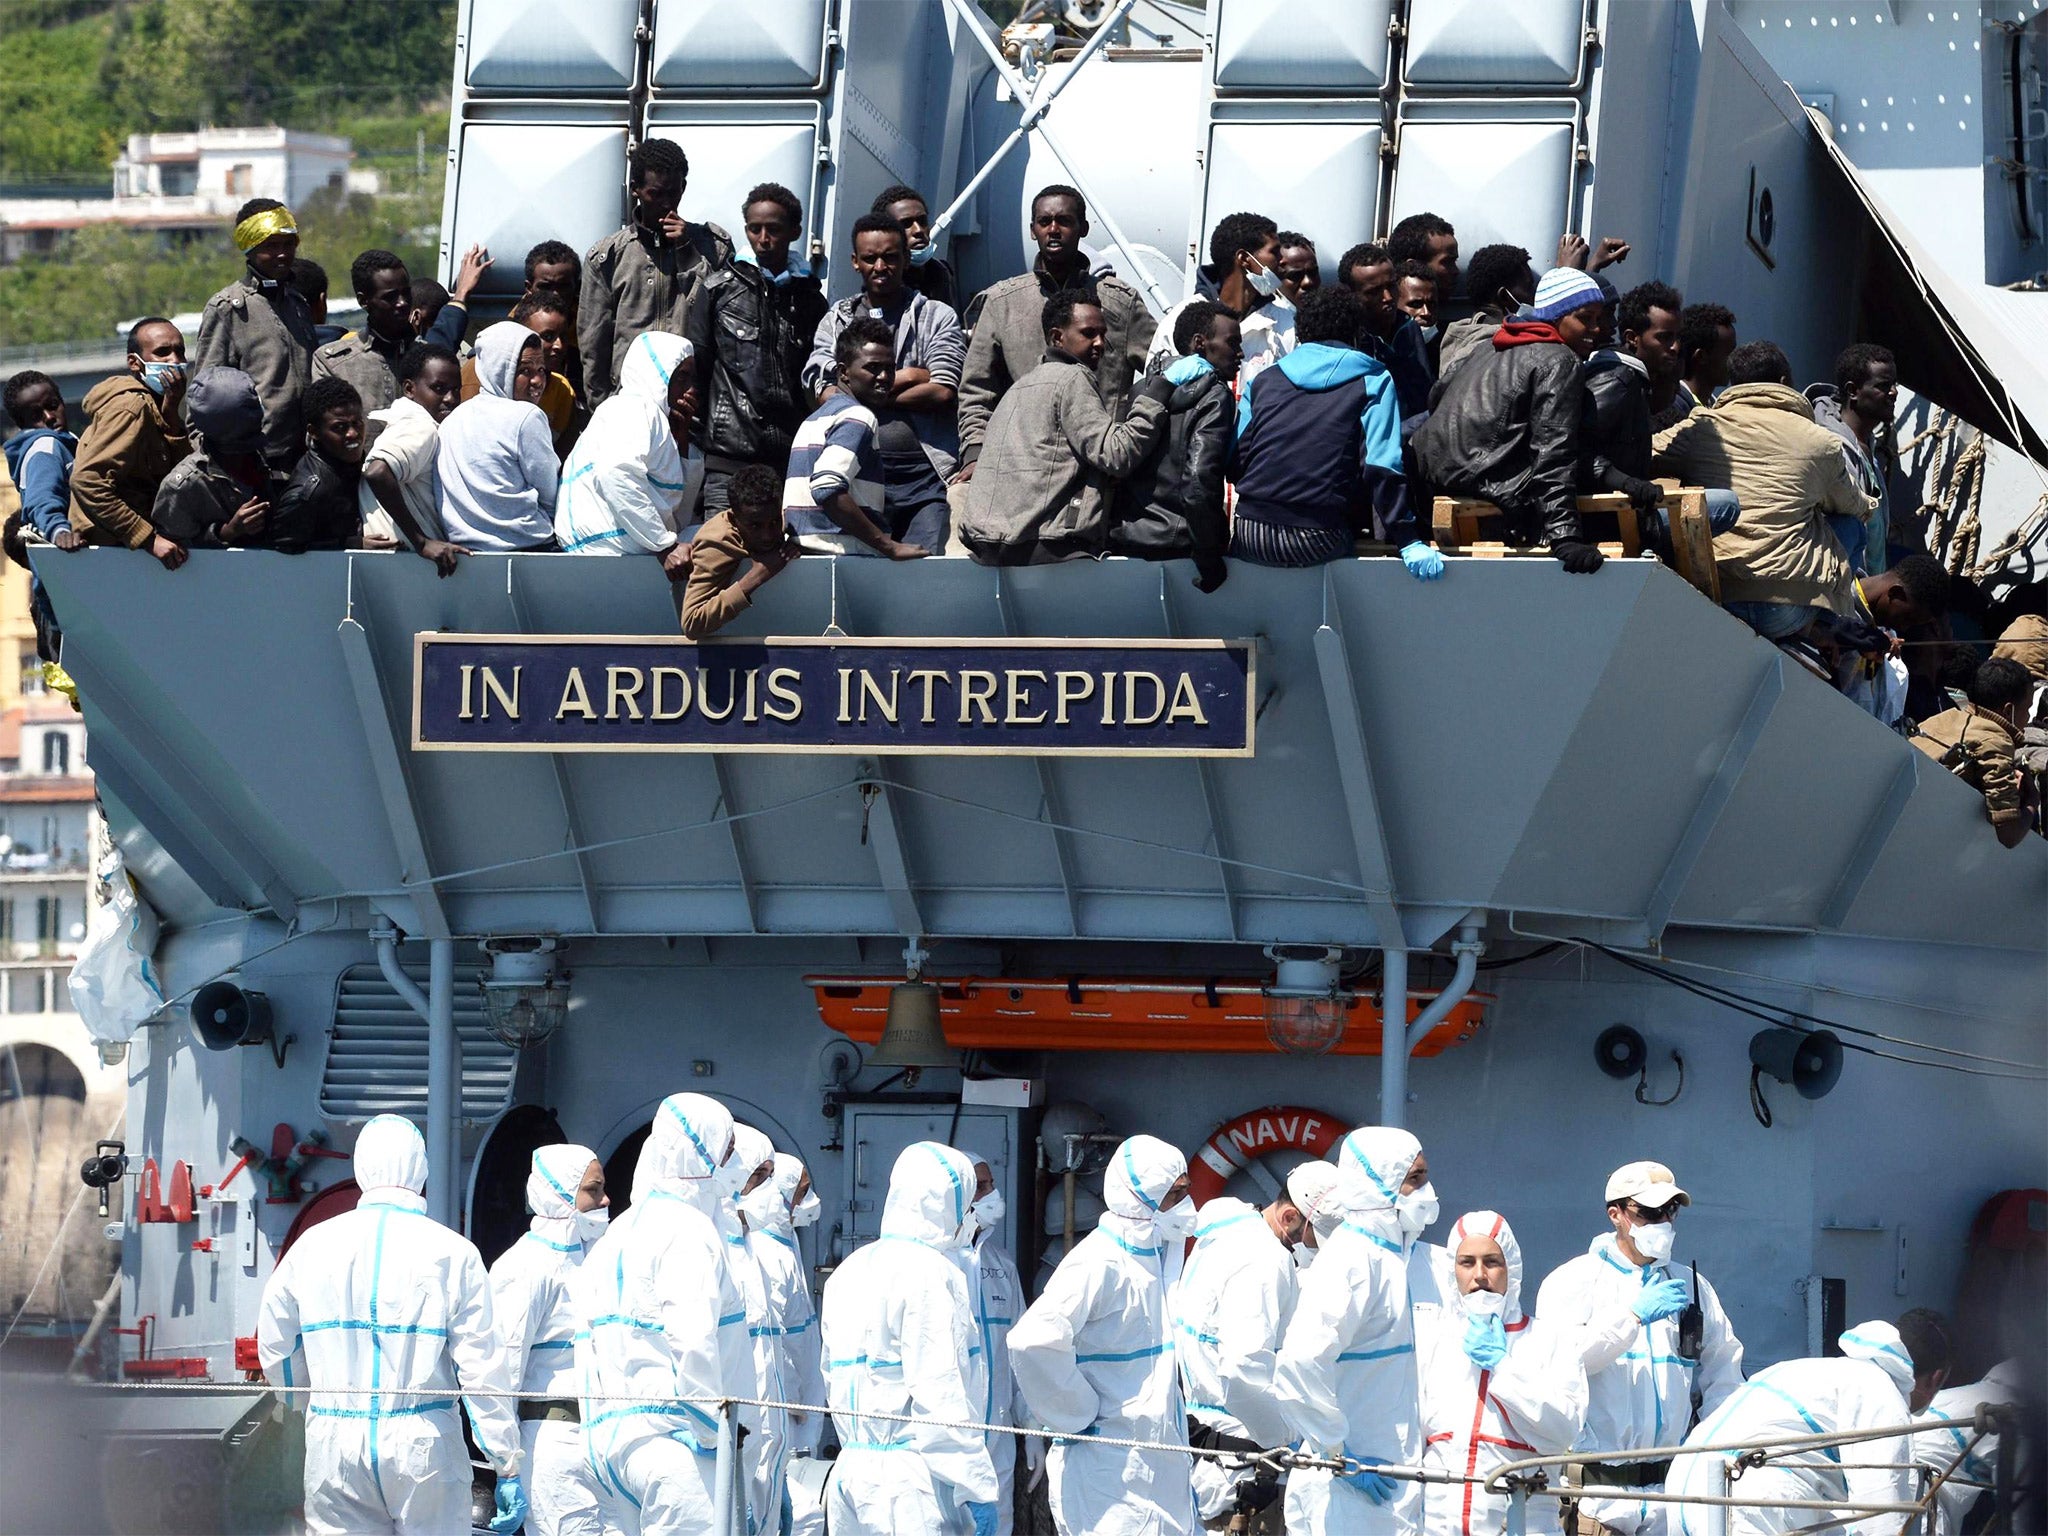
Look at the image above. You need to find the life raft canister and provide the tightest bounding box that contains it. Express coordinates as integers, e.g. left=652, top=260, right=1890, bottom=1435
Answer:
left=1189, top=1105, right=1350, bottom=1208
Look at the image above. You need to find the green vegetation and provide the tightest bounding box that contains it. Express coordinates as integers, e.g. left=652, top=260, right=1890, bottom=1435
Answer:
left=0, top=12, right=127, bottom=181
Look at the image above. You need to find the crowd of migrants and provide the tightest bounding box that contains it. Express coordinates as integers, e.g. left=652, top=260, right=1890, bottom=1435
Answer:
left=1, top=136, right=2042, bottom=845
left=252, top=1108, right=2021, bottom=1536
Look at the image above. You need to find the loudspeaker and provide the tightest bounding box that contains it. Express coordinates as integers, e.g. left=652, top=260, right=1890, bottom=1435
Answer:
left=1748, top=1027, right=1843, bottom=1100
left=1594, top=1024, right=1647, bottom=1080
left=190, top=981, right=273, bottom=1053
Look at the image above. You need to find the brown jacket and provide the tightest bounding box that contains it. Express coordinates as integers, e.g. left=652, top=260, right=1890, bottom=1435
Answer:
left=1913, top=704, right=2024, bottom=826
left=681, top=512, right=767, bottom=640
left=1652, top=382, right=1870, bottom=611
left=1993, top=613, right=2048, bottom=685
left=69, top=376, right=191, bottom=548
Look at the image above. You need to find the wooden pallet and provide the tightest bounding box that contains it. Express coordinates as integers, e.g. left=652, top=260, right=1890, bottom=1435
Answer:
left=1429, top=483, right=1721, bottom=601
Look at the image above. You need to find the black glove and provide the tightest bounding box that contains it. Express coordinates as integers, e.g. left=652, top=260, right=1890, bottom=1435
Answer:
left=1552, top=538, right=1605, bottom=574
left=1137, top=372, right=1177, bottom=406
left=1622, top=477, right=1663, bottom=516
left=1192, top=554, right=1228, bottom=594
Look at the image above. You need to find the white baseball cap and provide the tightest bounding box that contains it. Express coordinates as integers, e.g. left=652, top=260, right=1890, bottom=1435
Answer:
left=1605, top=1160, right=1690, bottom=1210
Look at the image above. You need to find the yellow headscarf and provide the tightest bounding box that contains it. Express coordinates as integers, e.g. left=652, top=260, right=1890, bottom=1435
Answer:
left=232, top=205, right=298, bottom=253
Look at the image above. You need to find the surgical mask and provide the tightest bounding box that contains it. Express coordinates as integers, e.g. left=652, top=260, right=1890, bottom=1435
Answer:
left=1244, top=258, right=1282, bottom=300
left=1154, top=1198, right=1197, bottom=1240
left=908, top=241, right=940, bottom=266
left=1417, top=324, right=1441, bottom=344
left=740, top=1182, right=786, bottom=1229
left=574, top=1207, right=609, bottom=1244
left=792, top=1190, right=821, bottom=1228
left=1292, top=1243, right=1318, bottom=1272
left=971, top=1190, right=1005, bottom=1232
left=1395, top=1182, right=1439, bottom=1238
left=1631, top=1219, right=1676, bottom=1263
left=1461, top=1286, right=1507, bottom=1320
left=138, top=360, right=187, bottom=398
left=715, top=1155, right=754, bottom=1200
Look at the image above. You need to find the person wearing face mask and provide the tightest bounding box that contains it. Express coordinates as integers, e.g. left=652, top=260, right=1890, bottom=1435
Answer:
left=194, top=198, right=318, bottom=472
left=719, top=1123, right=785, bottom=1536
left=820, top=1141, right=999, bottom=1535
left=953, top=1159, right=1033, bottom=1536
left=1010, top=1135, right=1200, bottom=1536
left=436, top=321, right=561, bottom=552
left=1273, top=1126, right=1437, bottom=1536
left=745, top=1154, right=827, bottom=1471
left=874, top=185, right=959, bottom=311
left=1415, top=1212, right=1589, bottom=1536
left=554, top=332, right=703, bottom=569
left=68, top=317, right=192, bottom=568
left=1535, top=1162, right=1743, bottom=1536
left=1668, top=1317, right=1948, bottom=1536
left=1175, top=1160, right=1342, bottom=1532
left=487, top=1144, right=611, bottom=1536
left=575, top=1093, right=755, bottom=1535
left=1149, top=212, right=1296, bottom=393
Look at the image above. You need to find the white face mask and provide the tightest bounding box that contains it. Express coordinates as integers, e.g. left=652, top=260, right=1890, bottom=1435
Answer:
left=792, top=1190, right=821, bottom=1228
left=1244, top=258, right=1283, bottom=300
left=971, top=1190, right=1005, bottom=1233
left=574, top=1207, right=609, bottom=1243
left=715, top=1154, right=755, bottom=1200
left=1417, top=324, right=1441, bottom=343
left=739, top=1182, right=786, bottom=1229
left=1461, top=1285, right=1507, bottom=1319
left=1154, top=1197, right=1197, bottom=1239
left=1395, top=1182, right=1439, bottom=1239
left=1631, top=1218, right=1676, bottom=1263
left=1292, top=1242, right=1318, bottom=1272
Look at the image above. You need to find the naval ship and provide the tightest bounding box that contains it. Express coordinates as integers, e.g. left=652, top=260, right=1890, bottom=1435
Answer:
left=7, top=1, right=2044, bottom=1529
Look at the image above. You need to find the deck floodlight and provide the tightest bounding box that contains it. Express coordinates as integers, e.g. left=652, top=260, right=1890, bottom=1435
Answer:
left=1263, top=946, right=1351, bottom=1056
left=865, top=982, right=960, bottom=1081
left=479, top=937, right=568, bottom=1051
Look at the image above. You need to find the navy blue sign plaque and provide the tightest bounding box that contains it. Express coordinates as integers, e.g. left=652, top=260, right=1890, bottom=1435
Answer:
left=411, top=635, right=1256, bottom=757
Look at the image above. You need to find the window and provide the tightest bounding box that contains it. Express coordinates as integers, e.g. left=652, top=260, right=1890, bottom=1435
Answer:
left=41, top=731, right=68, bottom=775
left=0, top=899, right=14, bottom=942
left=49, top=970, right=73, bottom=1014
left=226, top=163, right=253, bottom=196
left=21, top=666, right=42, bottom=695
left=7, top=970, right=46, bottom=1014
left=35, top=897, right=57, bottom=945
left=39, top=816, right=57, bottom=851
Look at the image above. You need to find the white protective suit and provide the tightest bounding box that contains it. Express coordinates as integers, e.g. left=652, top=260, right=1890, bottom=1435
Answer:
left=574, top=1093, right=753, bottom=1536
left=957, top=1212, right=1034, bottom=1536
left=256, top=1114, right=522, bottom=1535
left=1667, top=1322, right=1919, bottom=1536
left=1533, top=1230, right=1744, bottom=1536
left=1273, top=1126, right=1428, bottom=1536
left=1912, top=1358, right=2022, bottom=1536
left=721, top=1123, right=784, bottom=1535
left=1414, top=1211, right=1588, bottom=1536
left=1009, top=1134, right=1199, bottom=1536
left=745, top=1155, right=828, bottom=1469
left=554, top=330, right=704, bottom=554
left=488, top=1142, right=610, bottom=1536
left=821, top=1140, right=998, bottom=1534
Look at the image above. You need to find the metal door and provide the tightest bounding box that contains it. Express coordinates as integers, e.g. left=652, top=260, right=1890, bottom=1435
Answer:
left=840, top=1104, right=1020, bottom=1261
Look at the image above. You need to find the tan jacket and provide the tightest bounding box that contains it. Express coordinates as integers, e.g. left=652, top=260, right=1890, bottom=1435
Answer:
left=193, top=273, right=317, bottom=464
left=69, top=376, right=191, bottom=548
left=1652, top=382, right=1871, bottom=611
left=681, top=512, right=763, bottom=640
left=1913, top=704, right=2024, bottom=826
left=1993, top=613, right=2048, bottom=684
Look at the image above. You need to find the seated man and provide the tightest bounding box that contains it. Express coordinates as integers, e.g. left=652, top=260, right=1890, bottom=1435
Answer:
left=1651, top=340, right=1872, bottom=638
left=955, top=294, right=1174, bottom=566
left=1337, top=243, right=1433, bottom=428
left=1652, top=300, right=1737, bottom=430
left=1435, top=244, right=1535, bottom=389
left=1275, top=231, right=1320, bottom=303
left=435, top=322, right=559, bottom=552
left=1111, top=301, right=1240, bottom=592
left=682, top=463, right=801, bottom=639
left=271, top=375, right=366, bottom=552
left=785, top=318, right=930, bottom=560
left=359, top=342, right=467, bottom=575
left=69, top=317, right=192, bottom=568
left=150, top=367, right=272, bottom=550
left=1831, top=554, right=1949, bottom=724
left=1393, top=260, right=1439, bottom=355
left=1229, top=285, right=1439, bottom=577
left=554, top=332, right=702, bottom=565
left=1913, top=657, right=2035, bottom=848
left=1412, top=267, right=1613, bottom=573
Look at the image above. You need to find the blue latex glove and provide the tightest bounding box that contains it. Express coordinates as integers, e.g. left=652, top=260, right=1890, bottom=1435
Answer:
left=1633, top=1276, right=1691, bottom=1324
left=1463, top=1311, right=1508, bottom=1369
left=488, top=1473, right=527, bottom=1535
left=966, top=1500, right=999, bottom=1536
left=1340, top=1466, right=1398, bottom=1505
left=1400, top=541, right=1445, bottom=580
left=1163, top=353, right=1215, bottom=386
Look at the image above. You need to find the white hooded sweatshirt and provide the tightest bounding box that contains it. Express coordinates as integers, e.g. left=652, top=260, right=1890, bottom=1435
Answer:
left=436, top=319, right=560, bottom=550
left=555, top=329, right=703, bottom=554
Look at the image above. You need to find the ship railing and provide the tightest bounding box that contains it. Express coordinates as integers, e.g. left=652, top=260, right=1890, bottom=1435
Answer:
left=58, top=1376, right=2014, bottom=1536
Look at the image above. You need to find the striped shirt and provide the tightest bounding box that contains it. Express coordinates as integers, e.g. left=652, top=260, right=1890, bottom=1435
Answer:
left=803, top=289, right=965, bottom=477
left=784, top=394, right=884, bottom=540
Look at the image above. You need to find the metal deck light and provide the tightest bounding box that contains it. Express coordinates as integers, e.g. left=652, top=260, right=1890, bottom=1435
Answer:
left=478, top=937, right=568, bottom=1050
left=1263, top=946, right=1351, bottom=1055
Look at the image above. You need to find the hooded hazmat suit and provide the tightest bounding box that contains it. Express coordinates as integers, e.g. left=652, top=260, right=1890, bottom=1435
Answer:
left=1274, top=1126, right=1430, bottom=1536
left=955, top=1192, right=1035, bottom=1536
left=1668, top=1322, right=1919, bottom=1536
left=488, top=1143, right=609, bottom=1536
left=574, top=1093, right=753, bottom=1535
left=1009, top=1134, right=1200, bottom=1536
left=1414, top=1211, right=1588, bottom=1536
left=719, top=1123, right=784, bottom=1534
left=745, top=1156, right=828, bottom=1482
left=1534, top=1226, right=1744, bottom=1536
left=256, top=1114, right=523, bottom=1535
left=820, top=1141, right=999, bottom=1534
left=1912, top=1359, right=2022, bottom=1536
left=555, top=331, right=705, bottom=555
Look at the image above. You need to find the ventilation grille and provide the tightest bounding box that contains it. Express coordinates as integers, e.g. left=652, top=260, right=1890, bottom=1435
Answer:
left=318, top=964, right=517, bottom=1124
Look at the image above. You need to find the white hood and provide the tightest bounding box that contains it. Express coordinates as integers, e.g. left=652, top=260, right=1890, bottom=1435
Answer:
left=644, top=1092, right=734, bottom=1218
left=1101, top=1134, right=1189, bottom=1252
left=473, top=320, right=540, bottom=399
left=355, top=1114, right=428, bottom=1198
left=527, top=1141, right=597, bottom=1246
left=1840, top=1320, right=1917, bottom=1399
left=1445, top=1208, right=1525, bottom=1325
left=879, top=1140, right=979, bottom=1250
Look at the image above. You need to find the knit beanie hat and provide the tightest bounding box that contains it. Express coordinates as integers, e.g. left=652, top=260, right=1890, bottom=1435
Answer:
left=1526, top=267, right=1607, bottom=323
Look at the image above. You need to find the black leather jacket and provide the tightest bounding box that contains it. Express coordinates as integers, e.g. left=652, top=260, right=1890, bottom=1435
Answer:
left=1410, top=328, right=1586, bottom=547
left=690, top=262, right=829, bottom=470
left=1110, top=363, right=1231, bottom=568
left=1578, top=351, right=1653, bottom=494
